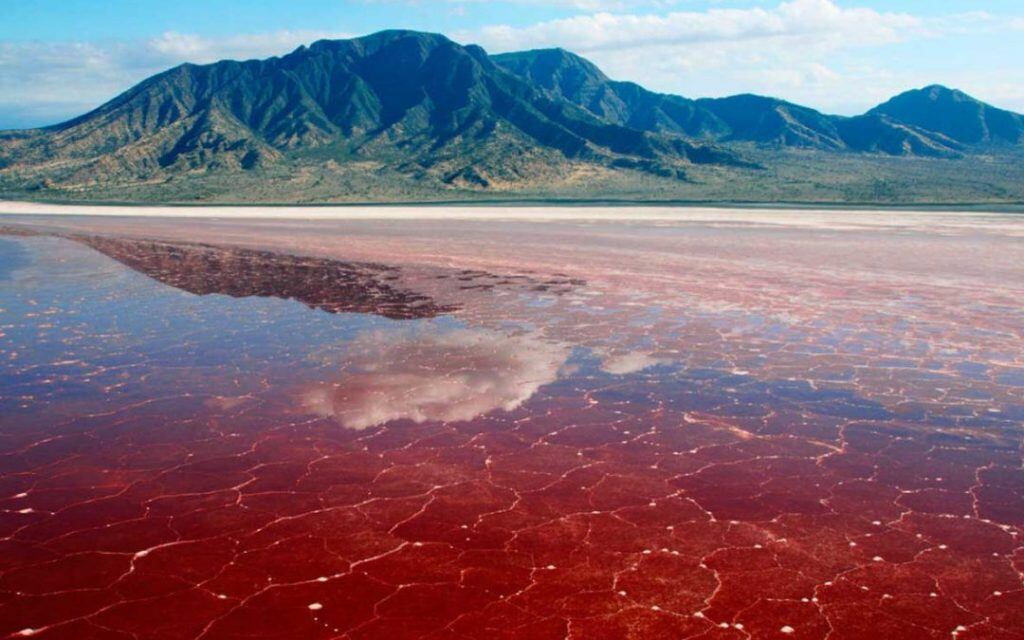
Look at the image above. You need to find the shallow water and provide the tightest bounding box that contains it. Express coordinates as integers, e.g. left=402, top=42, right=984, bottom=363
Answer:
left=0, top=213, right=1022, bottom=639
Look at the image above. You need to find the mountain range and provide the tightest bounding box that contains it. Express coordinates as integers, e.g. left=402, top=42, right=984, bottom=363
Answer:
left=1, top=29, right=1023, bottom=204
left=497, top=49, right=1024, bottom=157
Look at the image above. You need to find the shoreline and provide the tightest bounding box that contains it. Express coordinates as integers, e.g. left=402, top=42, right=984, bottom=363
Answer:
left=2, top=199, right=1023, bottom=224
left=2, top=197, right=1024, bottom=214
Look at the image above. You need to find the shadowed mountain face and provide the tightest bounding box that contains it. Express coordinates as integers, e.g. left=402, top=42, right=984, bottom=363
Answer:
left=1, top=31, right=1023, bottom=201
left=696, top=94, right=847, bottom=150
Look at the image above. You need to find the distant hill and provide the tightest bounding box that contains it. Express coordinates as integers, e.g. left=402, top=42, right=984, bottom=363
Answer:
left=2, top=30, right=1023, bottom=204
left=868, top=85, right=1024, bottom=145
left=493, top=48, right=727, bottom=139
left=494, top=48, right=987, bottom=158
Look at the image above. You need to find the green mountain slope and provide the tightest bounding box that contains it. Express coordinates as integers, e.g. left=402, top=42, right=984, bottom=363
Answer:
left=0, top=31, right=742, bottom=193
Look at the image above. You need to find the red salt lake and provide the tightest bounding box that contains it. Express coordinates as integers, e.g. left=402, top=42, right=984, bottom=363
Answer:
left=0, top=209, right=1022, bottom=639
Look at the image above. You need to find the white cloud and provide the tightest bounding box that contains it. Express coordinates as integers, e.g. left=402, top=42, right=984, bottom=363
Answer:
left=461, top=0, right=921, bottom=54
left=301, top=328, right=569, bottom=430
left=147, top=30, right=348, bottom=63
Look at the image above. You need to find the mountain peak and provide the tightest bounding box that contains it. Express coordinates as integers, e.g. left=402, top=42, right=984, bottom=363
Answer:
left=493, top=47, right=610, bottom=87
left=307, top=30, right=452, bottom=55
left=917, top=84, right=968, bottom=98
left=869, top=85, right=1023, bottom=145
left=895, top=85, right=977, bottom=104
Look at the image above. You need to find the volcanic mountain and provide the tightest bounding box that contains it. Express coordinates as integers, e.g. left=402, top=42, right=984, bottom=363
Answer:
left=0, top=30, right=739, bottom=193
left=1, top=30, right=1023, bottom=203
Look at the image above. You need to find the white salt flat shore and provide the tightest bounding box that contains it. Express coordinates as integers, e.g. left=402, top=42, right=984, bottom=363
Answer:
left=1, top=200, right=1022, bottom=235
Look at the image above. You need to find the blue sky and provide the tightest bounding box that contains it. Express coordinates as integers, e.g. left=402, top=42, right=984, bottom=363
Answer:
left=2, top=0, right=1023, bottom=128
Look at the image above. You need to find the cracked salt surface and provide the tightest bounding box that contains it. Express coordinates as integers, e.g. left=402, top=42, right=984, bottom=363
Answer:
left=0, top=213, right=1023, bottom=639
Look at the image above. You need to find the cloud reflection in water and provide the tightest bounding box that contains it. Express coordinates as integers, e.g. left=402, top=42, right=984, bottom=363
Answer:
left=303, top=327, right=570, bottom=430
left=600, top=350, right=667, bottom=375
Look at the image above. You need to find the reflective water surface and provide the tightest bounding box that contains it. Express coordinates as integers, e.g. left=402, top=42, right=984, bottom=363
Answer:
left=1, top=211, right=1022, bottom=640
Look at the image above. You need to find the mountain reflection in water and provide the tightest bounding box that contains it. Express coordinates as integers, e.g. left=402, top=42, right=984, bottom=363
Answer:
left=76, top=234, right=457, bottom=320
